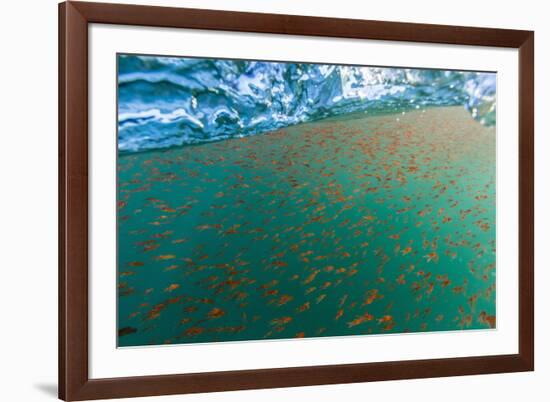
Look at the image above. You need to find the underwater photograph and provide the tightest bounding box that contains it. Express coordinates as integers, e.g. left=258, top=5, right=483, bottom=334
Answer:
left=116, top=54, right=497, bottom=347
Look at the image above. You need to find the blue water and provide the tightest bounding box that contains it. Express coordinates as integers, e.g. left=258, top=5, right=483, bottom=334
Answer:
left=117, top=55, right=496, bottom=153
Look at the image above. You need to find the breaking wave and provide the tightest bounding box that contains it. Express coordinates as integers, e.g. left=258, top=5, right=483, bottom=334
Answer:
left=118, top=55, right=496, bottom=153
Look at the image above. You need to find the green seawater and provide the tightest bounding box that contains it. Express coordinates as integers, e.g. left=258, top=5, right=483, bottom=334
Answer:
left=117, top=106, right=496, bottom=347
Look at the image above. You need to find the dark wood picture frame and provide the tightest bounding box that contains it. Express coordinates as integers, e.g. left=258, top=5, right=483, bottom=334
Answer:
left=59, top=1, right=534, bottom=400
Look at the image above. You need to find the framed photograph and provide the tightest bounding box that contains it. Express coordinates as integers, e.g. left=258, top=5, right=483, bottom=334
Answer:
left=59, top=1, right=534, bottom=400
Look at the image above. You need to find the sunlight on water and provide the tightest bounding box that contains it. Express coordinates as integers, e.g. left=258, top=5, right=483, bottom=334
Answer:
left=117, top=55, right=496, bottom=153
